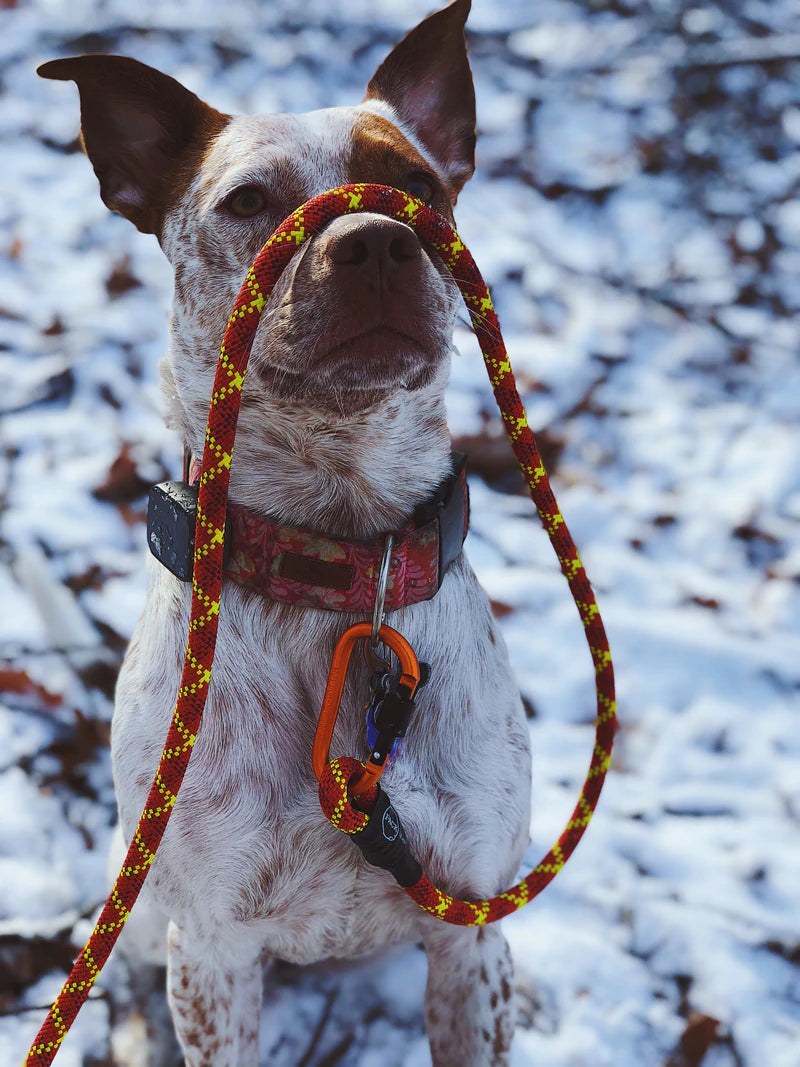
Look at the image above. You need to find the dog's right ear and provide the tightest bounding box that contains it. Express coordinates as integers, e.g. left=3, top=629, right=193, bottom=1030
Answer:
left=38, top=55, right=229, bottom=236
left=365, top=0, right=476, bottom=195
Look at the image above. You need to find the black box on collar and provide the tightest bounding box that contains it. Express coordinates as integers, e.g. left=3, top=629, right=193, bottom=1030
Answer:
left=146, top=481, right=199, bottom=582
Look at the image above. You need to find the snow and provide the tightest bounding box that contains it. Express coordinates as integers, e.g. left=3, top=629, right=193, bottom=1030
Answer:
left=2, top=0, right=800, bottom=1064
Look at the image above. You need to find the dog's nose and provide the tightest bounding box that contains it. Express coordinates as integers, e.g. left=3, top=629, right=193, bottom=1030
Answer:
left=323, top=216, right=421, bottom=270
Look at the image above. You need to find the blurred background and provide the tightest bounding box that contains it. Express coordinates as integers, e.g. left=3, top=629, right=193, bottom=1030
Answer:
left=1, top=0, right=799, bottom=1064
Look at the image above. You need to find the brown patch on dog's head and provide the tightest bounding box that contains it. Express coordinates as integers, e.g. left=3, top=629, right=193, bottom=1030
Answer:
left=37, top=55, right=229, bottom=237
left=349, top=112, right=457, bottom=219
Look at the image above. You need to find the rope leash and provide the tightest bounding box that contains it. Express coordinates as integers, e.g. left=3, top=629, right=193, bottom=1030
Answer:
left=25, top=183, right=616, bottom=1063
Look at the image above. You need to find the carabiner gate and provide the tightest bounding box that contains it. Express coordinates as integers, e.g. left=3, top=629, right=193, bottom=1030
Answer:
left=312, top=621, right=421, bottom=802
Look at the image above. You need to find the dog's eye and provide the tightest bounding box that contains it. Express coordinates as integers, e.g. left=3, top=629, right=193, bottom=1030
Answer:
left=405, top=174, right=436, bottom=203
left=226, top=186, right=269, bottom=218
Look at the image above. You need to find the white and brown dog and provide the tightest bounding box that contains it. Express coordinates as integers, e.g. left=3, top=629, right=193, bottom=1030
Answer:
left=40, top=1, right=532, bottom=1063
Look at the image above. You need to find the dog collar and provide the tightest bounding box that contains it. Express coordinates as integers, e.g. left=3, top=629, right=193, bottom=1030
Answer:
left=147, top=451, right=468, bottom=612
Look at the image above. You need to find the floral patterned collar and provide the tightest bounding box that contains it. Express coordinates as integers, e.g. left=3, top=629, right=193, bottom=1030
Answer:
left=148, top=451, right=469, bottom=613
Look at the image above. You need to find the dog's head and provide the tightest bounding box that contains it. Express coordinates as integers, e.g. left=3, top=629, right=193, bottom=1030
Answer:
left=39, top=0, right=475, bottom=422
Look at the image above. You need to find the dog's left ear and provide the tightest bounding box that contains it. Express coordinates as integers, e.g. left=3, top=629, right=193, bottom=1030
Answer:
left=365, top=0, right=476, bottom=193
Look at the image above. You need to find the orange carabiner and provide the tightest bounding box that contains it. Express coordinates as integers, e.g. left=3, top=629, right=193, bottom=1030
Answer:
left=312, top=622, right=420, bottom=801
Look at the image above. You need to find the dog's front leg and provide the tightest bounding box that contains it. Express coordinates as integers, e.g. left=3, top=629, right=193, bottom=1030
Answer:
left=166, top=920, right=263, bottom=1066
left=422, top=923, right=515, bottom=1067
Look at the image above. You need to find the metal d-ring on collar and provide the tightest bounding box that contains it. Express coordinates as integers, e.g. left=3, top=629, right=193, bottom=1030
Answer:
left=370, top=533, right=395, bottom=665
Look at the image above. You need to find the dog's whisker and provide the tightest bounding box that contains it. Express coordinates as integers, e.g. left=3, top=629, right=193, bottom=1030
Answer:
left=456, top=309, right=504, bottom=346
left=449, top=273, right=489, bottom=292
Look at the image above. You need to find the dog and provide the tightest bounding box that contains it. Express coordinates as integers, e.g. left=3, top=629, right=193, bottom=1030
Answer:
left=39, top=1, right=532, bottom=1062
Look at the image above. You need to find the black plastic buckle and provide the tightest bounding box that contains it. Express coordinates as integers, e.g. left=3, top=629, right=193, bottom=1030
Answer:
left=365, top=664, right=431, bottom=766
left=366, top=684, right=415, bottom=767
left=436, top=451, right=468, bottom=585
left=413, top=450, right=469, bottom=588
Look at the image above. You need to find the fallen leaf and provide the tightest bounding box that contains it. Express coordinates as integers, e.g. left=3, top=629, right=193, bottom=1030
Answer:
left=453, top=427, right=564, bottom=495
left=93, top=443, right=152, bottom=504
left=667, top=1012, right=720, bottom=1067
left=106, top=257, right=142, bottom=297
left=490, top=599, right=514, bottom=618
left=0, top=669, right=62, bottom=709
left=41, top=316, right=66, bottom=336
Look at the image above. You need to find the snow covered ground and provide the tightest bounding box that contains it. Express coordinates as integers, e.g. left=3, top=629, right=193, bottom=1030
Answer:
left=2, top=0, right=799, bottom=1065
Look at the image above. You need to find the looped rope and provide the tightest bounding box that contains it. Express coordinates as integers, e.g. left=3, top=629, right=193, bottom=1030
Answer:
left=318, top=757, right=377, bottom=832
left=26, top=183, right=615, bottom=1064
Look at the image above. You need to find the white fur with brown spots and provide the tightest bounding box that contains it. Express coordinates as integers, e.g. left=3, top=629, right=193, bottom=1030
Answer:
left=40, top=2, right=532, bottom=1063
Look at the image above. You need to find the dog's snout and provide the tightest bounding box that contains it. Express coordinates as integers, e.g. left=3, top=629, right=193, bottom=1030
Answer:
left=323, top=216, right=421, bottom=272
left=287, top=209, right=452, bottom=390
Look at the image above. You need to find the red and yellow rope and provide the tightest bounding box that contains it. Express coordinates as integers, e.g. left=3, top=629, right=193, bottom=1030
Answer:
left=26, top=184, right=615, bottom=1063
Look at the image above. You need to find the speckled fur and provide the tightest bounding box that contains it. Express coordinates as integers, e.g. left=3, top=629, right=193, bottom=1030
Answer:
left=96, top=3, right=532, bottom=1063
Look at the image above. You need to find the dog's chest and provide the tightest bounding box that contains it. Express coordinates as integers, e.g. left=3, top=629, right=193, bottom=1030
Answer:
left=112, top=557, right=529, bottom=964
left=112, top=575, right=423, bottom=958
left=160, top=764, right=419, bottom=964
